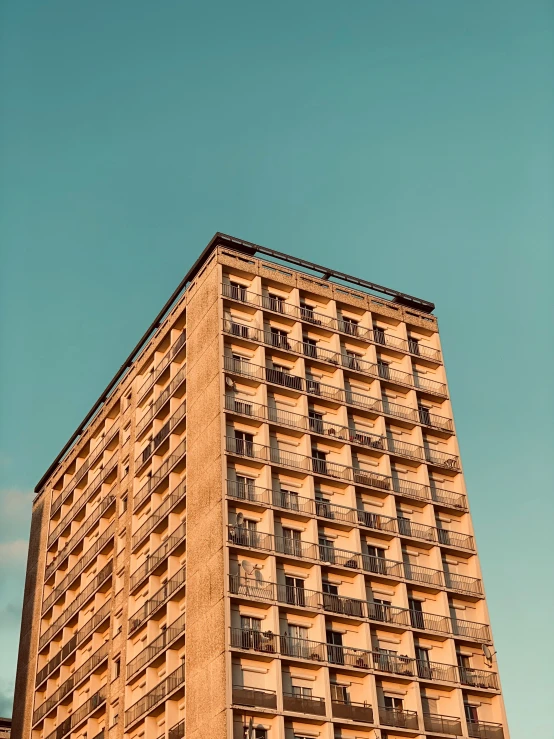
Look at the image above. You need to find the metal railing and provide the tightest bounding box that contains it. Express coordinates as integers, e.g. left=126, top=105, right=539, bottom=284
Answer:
left=39, top=562, right=113, bottom=649
left=283, top=692, right=326, bottom=715
left=129, top=567, right=186, bottom=634
left=43, top=522, right=115, bottom=613
left=44, top=490, right=115, bottom=579
left=125, top=664, right=185, bottom=726
left=130, top=521, right=186, bottom=590
left=48, top=456, right=118, bottom=546
left=232, top=685, right=277, bottom=709
left=127, top=612, right=186, bottom=679
left=423, top=713, right=462, bottom=735
left=136, top=368, right=186, bottom=438
left=132, top=480, right=186, bottom=550
left=137, top=332, right=186, bottom=401
left=36, top=602, right=111, bottom=687
left=222, top=283, right=441, bottom=360
left=133, top=439, right=186, bottom=511
left=51, top=426, right=119, bottom=515
left=467, top=719, right=505, bottom=739
left=43, top=690, right=106, bottom=739
left=378, top=706, right=419, bottom=729
left=33, top=643, right=109, bottom=725
left=331, top=699, right=373, bottom=723
left=459, top=666, right=499, bottom=690
left=135, top=402, right=186, bottom=469
left=167, top=719, right=186, bottom=739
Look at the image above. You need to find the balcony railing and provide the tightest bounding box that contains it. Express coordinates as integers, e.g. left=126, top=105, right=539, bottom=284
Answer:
left=378, top=706, right=419, bottom=729
left=135, top=402, right=186, bottom=469
left=33, top=643, right=109, bottom=725
left=167, top=719, right=186, bottom=739
left=125, top=664, right=185, bottom=726
left=223, top=320, right=446, bottom=396
left=232, top=685, right=277, bottom=710
left=132, top=480, right=186, bottom=550
left=467, top=719, right=505, bottom=739
left=137, top=332, right=186, bottom=401
left=130, top=521, right=186, bottom=590
left=51, top=426, right=120, bottom=515
left=223, top=355, right=453, bottom=432
left=225, top=395, right=460, bottom=470
left=44, top=690, right=106, bottom=739
left=228, top=530, right=480, bottom=594
left=136, top=368, right=186, bottom=438
left=133, top=438, right=186, bottom=512
left=129, top=567, right=186, bottom=634
left=39, top=562, right=113, bottom=649
left=459, top=666, right=499, bottom=690
left=127, top=612, right=186, bottom=679
left=222, top=283, right=441, bottom=361
left=283, top=693, right=326, bottom=715
left=45, top=490, right=116, bottom=580
left=36, top=601, right=111, bottom=687
left=43, top=522, right=115, bottom=613
left=423, top=713, right=462, bottom=735
left=331, top=699, right=373, bottom=723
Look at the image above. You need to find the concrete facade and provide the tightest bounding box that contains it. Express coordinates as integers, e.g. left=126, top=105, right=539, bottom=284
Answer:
left=12, top=235, right=509, bottom=739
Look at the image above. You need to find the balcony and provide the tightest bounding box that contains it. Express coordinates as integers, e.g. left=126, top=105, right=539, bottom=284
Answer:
left=458, top=666, right=499, bottom=690
left=43, top=690, right=106, bottom=739
left=132, top=480, right=186, bottom=551
left=136, top=368, right=186, bottom=439
left=331, top=699, right=374, bottom=723
left=133, top=438, right=186, bottom=512
left=129, top=521, right=186, bottom=591
left=467, top=719, right=505, bottom=739
left=232, top=686, right=277, bottom=710
left=378, top=706, right=419, bottom=729
left=225, top=395, right=460, bottom=471
left=222, top=283, right=442, bottom=361
left=129, top=567, right=186, bottom=634
left=137, top=332, right=186, bottom=402
left=127, top=612, right=186, bottom=679
left=223, top=319, right=447, bottom=396
left=167, top=720, right=186, bottom=739
left=423, top=713, right=462, bottom=735
left=125, top=664, right=185, bottom=727
left=135, top=402, right=186, bottom=470
left=283, top=692, right=326, bottom=715
left=223, top=355, right=454, bottom=432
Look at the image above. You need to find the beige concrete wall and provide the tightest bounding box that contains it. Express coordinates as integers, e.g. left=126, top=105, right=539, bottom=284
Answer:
left=11, top=494, right=50, bottom=739
left=184, top=259, right=228, bottom=738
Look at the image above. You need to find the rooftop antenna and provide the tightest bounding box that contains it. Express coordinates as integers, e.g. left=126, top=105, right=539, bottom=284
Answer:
left=225, top=377, right=235, bottom=388
left=241, top=560, right=255, bottom=576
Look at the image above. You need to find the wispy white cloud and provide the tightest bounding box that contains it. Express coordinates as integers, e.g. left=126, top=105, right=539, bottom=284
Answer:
left=0, top=540, right=27, bottom=568
left=0, top=489, right=33, bottom=545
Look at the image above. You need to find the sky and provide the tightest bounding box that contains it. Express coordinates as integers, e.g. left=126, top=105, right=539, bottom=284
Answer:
left=1, top=0, right=553, bottom=734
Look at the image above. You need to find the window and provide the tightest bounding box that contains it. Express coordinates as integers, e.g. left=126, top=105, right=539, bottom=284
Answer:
left=311, top=448, right=328, bottom=475
left=231, top=354, right=250, bottom=375
left=464, top=703, right=479, bottom=723
left=383, top=695, right=403, bottom=710
left=230, top=281, right=247, bottom=302
left=291, top=685, right=312, bottom=698
left=113, top=657, right=121, bottom=679
left=342, top=316, right=359, bottom=335
left=276, top=488, right=299, bottom=511
left=239, top=616, right=262, bottom=649
left=371, top=597, right=392, bottom=622
left=281, top=528, right=302, bottom=557
left=365, top=545, right=387, bottom=574
left=418, top=404, right=432, bottom=426
left=408, top=336, right=420, bottom=355
left=308, top=409, right=324, bottom=434
left=235, top=476, right=256, bottom=500
left=378, top=359, right=391, bottom=380
left=284, top=575, right=305, bottom=606
left=408, top=597, right=424, bottom=629
left=300, top=302, right=317, bottom=322
left=234, top=430, right=255, bottom=457
left=244, top=728, right=267, bottom=739
left=120, top=496, right=127, bottom=514
left=373, top=325, right=386, bottom=345
left=270, top=327, right=289, bottom=348
left=318, top=535, right=334, bottom=563
left=330, top=683, right=349, bottom=703
left=303, top=337, right=318, bottom=358
left=345, top=350, right=362, bottom=370
left=268, top=293, right=285, bottom=312
left=326, top=629, right=344, bottom=664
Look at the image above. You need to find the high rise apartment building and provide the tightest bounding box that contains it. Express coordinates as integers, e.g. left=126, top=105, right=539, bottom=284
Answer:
left=13, top=234, right=509, bottom=739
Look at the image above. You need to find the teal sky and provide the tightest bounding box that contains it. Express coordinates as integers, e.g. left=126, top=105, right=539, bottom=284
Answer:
left=1, top=1, right=553, bottom=734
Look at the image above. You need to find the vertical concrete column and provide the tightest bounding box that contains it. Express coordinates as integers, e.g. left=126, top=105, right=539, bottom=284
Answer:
left=185, top=259, right=228, bottom=738
left=12, top=493, right=50, bottom=739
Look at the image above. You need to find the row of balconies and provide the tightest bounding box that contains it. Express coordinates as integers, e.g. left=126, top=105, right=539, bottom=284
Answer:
left=39, top=562, right=113, bottom=650
left=128, top=567, right=186, bottom=635
left=45, top=490, right=115, bottom=580
left=225, top=395, right=459, bottom=470
left=125, top=663, right=185, bottom=728
left=136, top=366, right=186, bottom=440
left=43, top=689, right=106, bottom=739
left=132, top=480, right=187, bottom=551
left=130, top=521, right=186, bottom=592
left=232, top=685, right=504, bottom=738
left=225, top=436, right=466, bottom=513
left=36, top=602, right=111, bottom=688
left=133, top=439, right=187, bottom=512
left=230, top=628, right=499, bottom=689
left=223, top=320, right=447, bottom=398
left=48, top=456, right=118, bottom=548
left=222, top=282, right=442, bottom=363
left=50, top=426, right=120, bottom=516
left=227, top=479, right=472, bottom=552
left=224, top=355, right=454, bottom=434
left=42, top=523, right=116, bottom=615
left=127, top=612, right=186, bottom=680
left=137, top=331, right=186, bottom=403
left=229, top=575, right=490, bottom=642
left=135, top=402, right=187, bottom=472
left=227, top=527, right=482, bottom=596
left=33, top=642, right=109, bottom=726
